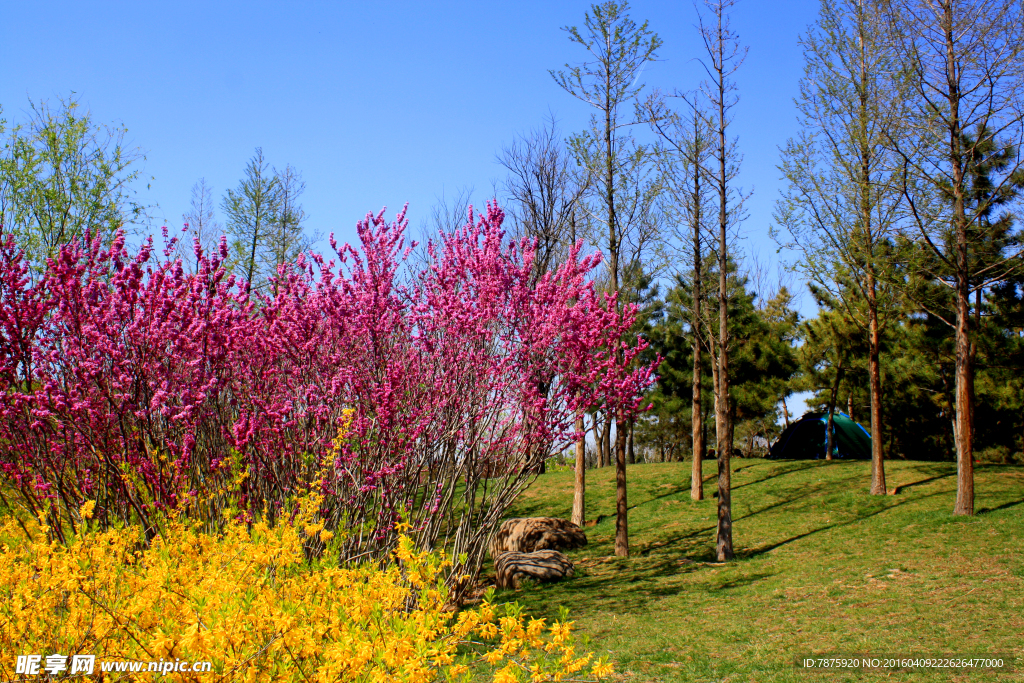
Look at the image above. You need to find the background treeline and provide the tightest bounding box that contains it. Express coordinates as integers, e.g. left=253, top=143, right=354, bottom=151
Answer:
left=629, top=266, right=1024, bottom=466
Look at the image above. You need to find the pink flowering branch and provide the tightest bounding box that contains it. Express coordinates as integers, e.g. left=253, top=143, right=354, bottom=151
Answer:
left=0, top=203, right=655, bottom=595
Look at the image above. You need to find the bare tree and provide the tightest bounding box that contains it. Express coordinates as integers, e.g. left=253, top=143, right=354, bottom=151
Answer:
left=883, top=0, right=1024, bottom=515
left=177, top=178, right=222, bottom=272
left=551, top=0, right=662, bottom=557
left=645, top=92, right=716, bottom=501
left=498, top=115, right=595, bottom=525
left=774, top=0, right=909, bottom=496
left=409, top=186, right=476, bottom=275
left=498, top=115, right=591, bottom=280
left=692, top=0, right=749, bottom=562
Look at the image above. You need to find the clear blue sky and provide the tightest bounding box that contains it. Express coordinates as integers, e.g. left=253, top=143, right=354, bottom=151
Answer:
left=1, top=0, right=819, bottom=262
left=1, top=0, right=823, bottom=416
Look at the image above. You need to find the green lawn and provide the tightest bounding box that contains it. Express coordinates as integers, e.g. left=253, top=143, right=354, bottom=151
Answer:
left=492, top=459, right=1024, bottom=682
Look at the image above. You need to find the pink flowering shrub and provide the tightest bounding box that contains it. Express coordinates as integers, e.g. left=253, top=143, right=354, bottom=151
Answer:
left=0, top=203, right=653, bottom=596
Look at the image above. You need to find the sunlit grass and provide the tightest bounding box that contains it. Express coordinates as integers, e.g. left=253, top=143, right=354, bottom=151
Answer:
left=495, top=459, right=1024, bottom=682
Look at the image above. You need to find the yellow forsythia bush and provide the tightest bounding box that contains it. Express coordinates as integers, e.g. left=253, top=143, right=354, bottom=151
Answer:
left=0, top=506, right=611, bottom=682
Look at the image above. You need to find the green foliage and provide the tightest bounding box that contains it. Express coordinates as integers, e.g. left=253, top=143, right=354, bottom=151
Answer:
left=222, top=147, right=281, bottom=291
left=0, top=95, right=148, bottom=276
left=637, top=261, right=799, bottom=459
left=221, top=150, right=312, bottom=295
left=798, top=125, right=1024, bottom=464
left=803, top=288, right=1024, bottom=463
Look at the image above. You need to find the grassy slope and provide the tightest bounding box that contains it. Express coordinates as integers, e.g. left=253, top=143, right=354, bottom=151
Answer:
left=495, top=459, right=1024, bottom=682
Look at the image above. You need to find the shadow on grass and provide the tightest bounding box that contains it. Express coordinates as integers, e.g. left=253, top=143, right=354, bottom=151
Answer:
left=737, top=490, right=959, bottom=559
left=627, top=481, right=691, bottom=511
left=501, top=461, right=968, bottom=611
left=729, top=461, right=825, bottom=491
left=894, top=471, right=956, bottom=493
left=977, top=498, right=1024, bottom=514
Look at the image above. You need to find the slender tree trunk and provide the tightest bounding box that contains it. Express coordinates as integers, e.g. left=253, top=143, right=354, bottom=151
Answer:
left=825, top=362, right=845, bottom=460
left=691, top=344, right=705, bottom=500
left=570, top=211, right=586, bottom=527
left=627, top=419, right=635, bottom=464
left=594, top=412, right=605, bottom=467
left=572, top=415, right=586, bottom=527
left=615, top=411, right=629, bottom=556
left=245, top=216, right=260, bottom=295
left=857, top=17, right=887, bottom=494
left=702, top=404, right=710, bottom=463
left=954, top=283, right=975, bottom=514
left=867, top=271, right=887, bottom=494
left=598, top=413, right=606, bottom=466
left=691, top=111, right=705, bottom=501
left=943, top=1, right=973, bottom=516
left=603, top=63, right=629, bottom=556
left=713, top=12, right=734, bottom=562
left=781, top=396, right=791, bottom=428
left=709, top=341, right=722, bottom=447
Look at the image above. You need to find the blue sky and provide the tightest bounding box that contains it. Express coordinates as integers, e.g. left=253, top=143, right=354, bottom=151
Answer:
left=2, top=0, right=824, bottom=416
left=2, top=0, right=818, bottom=264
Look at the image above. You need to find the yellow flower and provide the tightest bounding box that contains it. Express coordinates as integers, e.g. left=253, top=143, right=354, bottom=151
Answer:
left=0, top=511, right=603, bottom=683
left=79, top=500, right=96, bottom=520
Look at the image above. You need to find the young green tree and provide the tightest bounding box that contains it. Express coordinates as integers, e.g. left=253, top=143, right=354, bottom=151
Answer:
left=262, top=164, right=312, bottom=296
left=774, top=0, right=908, bottom=495
left=645, top=92, right=716, bottom=499
left=0, top=96, right=147, bottom=278
left=691, top=0, right=748, bottom=562
left=222, top=148, right=282, bottom=294
left=900, top=125, right=1024, bottom=458
left=883, top=0, right=1024, bottom=514
left=551, top=0, right=661, bottom=557
left=638, top=261, right=798, bottom=464
left=800, top=286, right=866, bottom=460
